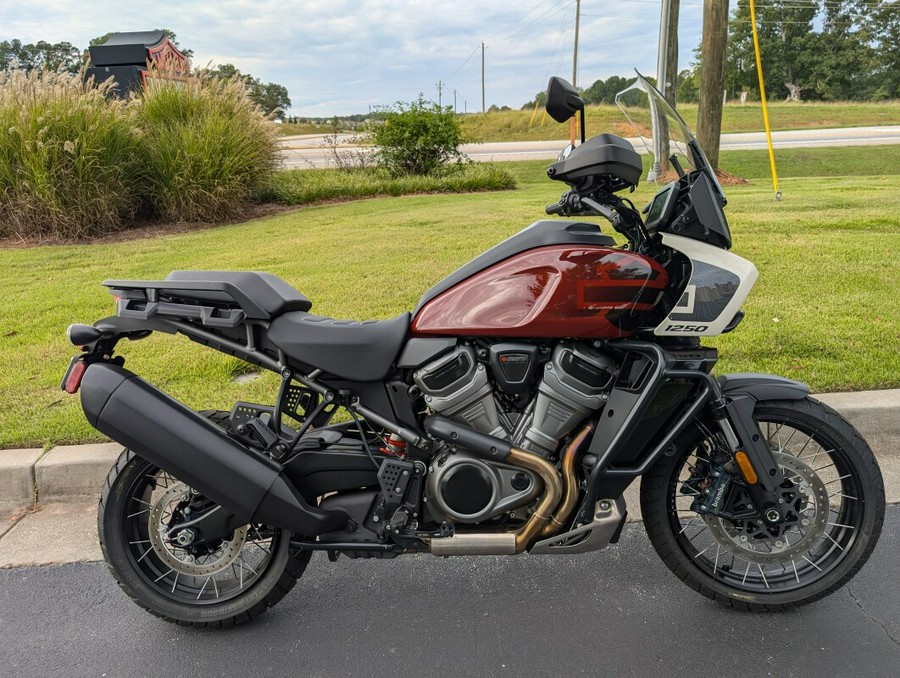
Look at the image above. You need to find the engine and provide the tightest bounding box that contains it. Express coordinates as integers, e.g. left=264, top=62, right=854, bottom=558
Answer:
left=414, top=341, right=615, bottom=524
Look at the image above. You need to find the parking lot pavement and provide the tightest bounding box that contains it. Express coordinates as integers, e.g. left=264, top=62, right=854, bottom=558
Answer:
left=1, top=506, right=896, bottom=678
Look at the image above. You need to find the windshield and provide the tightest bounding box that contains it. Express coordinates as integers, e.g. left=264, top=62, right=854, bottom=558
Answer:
left=615, top=71, right=725, bottom=198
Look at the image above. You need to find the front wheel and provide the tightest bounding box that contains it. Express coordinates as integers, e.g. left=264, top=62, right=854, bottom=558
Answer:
left=98, top=448, right=311, bottom=627
left=641, top=397, right=885, bottom=610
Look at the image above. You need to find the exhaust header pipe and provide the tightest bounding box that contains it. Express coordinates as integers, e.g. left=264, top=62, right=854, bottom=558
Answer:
left=80, top=363, right=347, bottom=536
left=424, top=415, right=563, bottom=555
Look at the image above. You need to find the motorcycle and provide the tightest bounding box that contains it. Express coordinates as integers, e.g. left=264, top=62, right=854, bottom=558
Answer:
left=62, top=73, right=884, bottom=626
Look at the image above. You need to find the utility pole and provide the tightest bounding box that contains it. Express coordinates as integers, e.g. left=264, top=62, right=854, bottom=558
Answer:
left=697, top=0, right=730, bottom=169
left=665, top=0, right=681, bottom=106
left=436, top=80, right=443, bottom=107
left=649, top=0, right=673, bottom=180
left=570, top=0, right=581, bottom=143
left=481, top=42, right=486, bottom=113
left=454, top=89, right=458, bottom=113
left=464, top=100, right=468, bottom=114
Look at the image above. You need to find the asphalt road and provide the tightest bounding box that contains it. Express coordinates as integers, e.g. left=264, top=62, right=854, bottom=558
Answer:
left=1, top=505, right=897, bottom=678
left=279, top=125, right=900, bottom=168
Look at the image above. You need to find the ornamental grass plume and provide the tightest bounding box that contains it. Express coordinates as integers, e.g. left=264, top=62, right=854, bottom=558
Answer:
left=134, top=69, right=279, bottom=222
left=0, top=68, right=142, bottom=239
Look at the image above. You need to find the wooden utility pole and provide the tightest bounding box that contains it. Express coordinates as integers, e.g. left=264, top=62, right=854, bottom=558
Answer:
left=696, top=0, right=729, bottom=169
left=650, top=0, right=674, bottom=180
left=570, top=0, right=581, bottom=143
left=665, top=0, right=680, bottom=106
left=481, top=42, right=486, bottom=113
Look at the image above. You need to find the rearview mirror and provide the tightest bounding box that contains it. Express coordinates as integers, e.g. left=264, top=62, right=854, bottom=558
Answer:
left=545, top=76, right=584, bottom=124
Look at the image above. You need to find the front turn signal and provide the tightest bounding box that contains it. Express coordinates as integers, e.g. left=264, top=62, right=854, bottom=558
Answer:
left=734, top=450, right=759, bottom=485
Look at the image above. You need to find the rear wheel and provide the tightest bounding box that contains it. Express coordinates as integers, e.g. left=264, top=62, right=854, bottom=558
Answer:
left=98, top=433, right=311, bottom=626
left=641, top=397, right=885, bottom=610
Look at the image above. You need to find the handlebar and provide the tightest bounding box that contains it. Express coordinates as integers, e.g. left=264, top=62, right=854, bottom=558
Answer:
left=545, top=191, right=620, bottom=229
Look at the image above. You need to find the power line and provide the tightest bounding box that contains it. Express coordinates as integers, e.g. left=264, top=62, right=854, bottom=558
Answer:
left=501, top=0, right=575, bottom=43
left=445, top=44, right=480, bottom=82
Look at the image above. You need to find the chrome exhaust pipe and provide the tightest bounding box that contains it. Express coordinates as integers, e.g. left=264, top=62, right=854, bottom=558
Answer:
left=80, top=362, right=347, bottom=536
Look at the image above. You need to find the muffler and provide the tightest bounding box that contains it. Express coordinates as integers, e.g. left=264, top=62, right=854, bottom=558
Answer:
left=80, top=362, right=347, bottom=536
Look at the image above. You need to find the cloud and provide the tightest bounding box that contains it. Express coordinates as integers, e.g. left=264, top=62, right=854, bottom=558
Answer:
left=1, top=0, right=704, bottom=116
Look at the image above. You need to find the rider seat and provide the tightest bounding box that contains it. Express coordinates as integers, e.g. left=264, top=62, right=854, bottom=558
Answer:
left=267, top=312, right=411, bottom=382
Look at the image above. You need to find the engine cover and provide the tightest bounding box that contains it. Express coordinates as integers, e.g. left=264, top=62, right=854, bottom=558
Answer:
left=426, top=451, right=541, bottom=524
left=413, top=344, right=507, bottom=439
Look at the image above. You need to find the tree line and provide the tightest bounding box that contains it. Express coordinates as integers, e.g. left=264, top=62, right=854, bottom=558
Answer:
left=0, top=30, right=292, bottom=119
left=521, top=0, right=898, bottom=109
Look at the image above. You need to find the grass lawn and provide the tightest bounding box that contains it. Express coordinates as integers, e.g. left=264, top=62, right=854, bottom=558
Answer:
left=1, top=146, right=898, bottom=448
left=277, top=121, right=340, bottom=136
left=462, top=100, right=900, bottom=142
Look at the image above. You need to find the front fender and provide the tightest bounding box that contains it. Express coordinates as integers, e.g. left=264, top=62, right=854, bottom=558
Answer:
left=718, top=372, right=809, bottom=402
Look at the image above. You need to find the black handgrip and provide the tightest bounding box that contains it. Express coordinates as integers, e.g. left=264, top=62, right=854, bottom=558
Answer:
left=545, top=201, right=565, bottom=215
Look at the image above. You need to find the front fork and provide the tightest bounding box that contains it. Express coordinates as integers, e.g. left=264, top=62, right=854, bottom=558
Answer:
left=706, top=379, right=787, bottom=525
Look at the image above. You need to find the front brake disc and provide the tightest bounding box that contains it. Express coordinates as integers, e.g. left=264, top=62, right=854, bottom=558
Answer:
left=704, top=452, right=829, bottom=565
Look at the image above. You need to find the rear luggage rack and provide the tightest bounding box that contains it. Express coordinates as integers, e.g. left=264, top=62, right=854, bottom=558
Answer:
left=104, top=272, right=312, bottom=323
left=114, top=295, right=247, bottom=328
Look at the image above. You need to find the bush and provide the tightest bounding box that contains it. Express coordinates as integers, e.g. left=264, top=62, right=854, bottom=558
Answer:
left=0, top=69, right=141, bottom=239
left=133, top=73, right=279, bottom=222
left=263, top=163, right=515, bottom=205
left=371, top=96, right=467, bottom=176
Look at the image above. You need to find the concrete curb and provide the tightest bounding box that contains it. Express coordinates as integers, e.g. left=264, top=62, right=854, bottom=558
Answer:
left=0, top=390, right=897, bottom=517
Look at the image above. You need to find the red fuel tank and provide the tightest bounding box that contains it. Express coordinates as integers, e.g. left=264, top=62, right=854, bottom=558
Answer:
left=411, top=245, right=668, bottom=338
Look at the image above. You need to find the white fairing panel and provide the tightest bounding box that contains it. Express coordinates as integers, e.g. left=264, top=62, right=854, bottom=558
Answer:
left=654, top=233, right=758, bottom=337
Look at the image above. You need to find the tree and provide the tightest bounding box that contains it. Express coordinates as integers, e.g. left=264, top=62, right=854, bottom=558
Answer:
left=207, top=63, right=291, bottom=119
left=868, top=1, right=900, bottom=99
left=720, top=0, right=876, bottom=102
left=581, top=76, right=632, bottom=105
left=697, top=0, right=730, bottom=169
left=252, top=82, right=291, bottom=120
left=676, top=69, right=700, bottom=103
left=0, top=39, right=81, bottom=73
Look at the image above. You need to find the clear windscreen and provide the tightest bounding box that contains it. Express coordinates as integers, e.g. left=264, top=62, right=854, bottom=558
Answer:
left=614, top=71, right=724, bottom=198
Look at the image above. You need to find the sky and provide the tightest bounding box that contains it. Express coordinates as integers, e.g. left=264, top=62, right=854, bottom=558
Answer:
left=1, top=0, right=705, bottom=117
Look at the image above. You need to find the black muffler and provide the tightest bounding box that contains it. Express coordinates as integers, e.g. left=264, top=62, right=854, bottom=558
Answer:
left=80, top=362, right=347, bottom=536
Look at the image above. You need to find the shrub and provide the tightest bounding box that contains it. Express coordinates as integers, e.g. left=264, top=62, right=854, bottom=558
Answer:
left=134, top=73, right=279, bottom=221
left=0, top=68, right=141, bottom=239
left=262, top=163, right=516, bottom=205
left=371, top=96, right=467, bottom=176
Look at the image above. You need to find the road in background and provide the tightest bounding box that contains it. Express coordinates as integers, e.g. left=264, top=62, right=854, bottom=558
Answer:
left=1, top=505, right=897, bottom=677
left=279, top=125, right=900, bottom=168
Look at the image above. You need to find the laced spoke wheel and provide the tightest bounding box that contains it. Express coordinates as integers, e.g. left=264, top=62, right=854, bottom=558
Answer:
left=99, top=437, right=311, bottom=627
left=640, top=398, right=884, bottom=610
left=124, top=472, right=279, bottom=605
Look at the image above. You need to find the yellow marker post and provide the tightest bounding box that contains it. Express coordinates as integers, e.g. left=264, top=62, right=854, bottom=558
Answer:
left=749, top=0, right=782, bottom=200
left=529, top=99, right=540, bottom=128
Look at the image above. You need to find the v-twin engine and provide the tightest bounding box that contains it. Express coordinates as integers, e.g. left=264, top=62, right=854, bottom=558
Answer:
left=414, top=341, right=614, bottom=524
left=414, top=342, right=614, bottom=457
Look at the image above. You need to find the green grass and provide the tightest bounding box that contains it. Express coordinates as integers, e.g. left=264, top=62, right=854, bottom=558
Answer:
left=463, top=100, right=900, bottom=142
left=264, top=164, right=516, bottom=205
left=278, top=121, right=342, bottom=136
left=1, top=146, right=898, bottom=448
